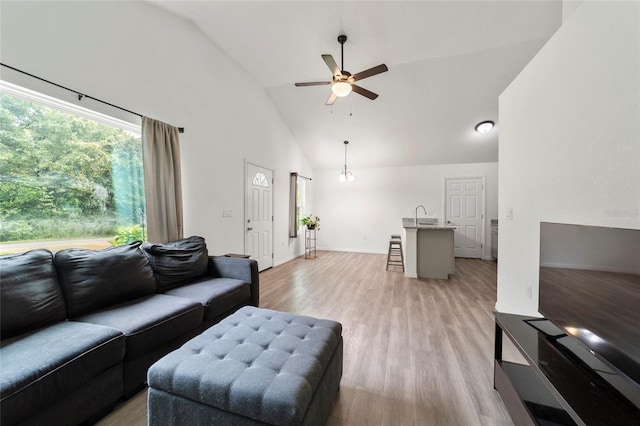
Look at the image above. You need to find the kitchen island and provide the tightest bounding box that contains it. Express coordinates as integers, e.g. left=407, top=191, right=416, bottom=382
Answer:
left=403, top=220, right=456, bottom=279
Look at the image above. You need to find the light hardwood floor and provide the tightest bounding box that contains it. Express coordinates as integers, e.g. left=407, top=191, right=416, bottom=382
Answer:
left=97, top=251, right=514, bottom=426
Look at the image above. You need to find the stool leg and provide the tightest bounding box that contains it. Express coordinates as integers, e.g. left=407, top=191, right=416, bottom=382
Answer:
left=386, top=240, right=405, bottom=272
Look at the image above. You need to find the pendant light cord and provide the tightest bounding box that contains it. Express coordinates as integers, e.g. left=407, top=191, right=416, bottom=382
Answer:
left=344, top=140, right=348, bottom=174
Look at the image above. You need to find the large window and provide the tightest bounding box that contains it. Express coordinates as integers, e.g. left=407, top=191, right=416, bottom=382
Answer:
left=0, top=82, right=145, bottom=253
left=289, top=173, right=308, bottom=238
left=296, top=176, right=306, bottom=231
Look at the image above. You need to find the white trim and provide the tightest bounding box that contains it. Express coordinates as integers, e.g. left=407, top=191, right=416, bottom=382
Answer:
left=0, top=80, right=140, bottom=136
left=495, top=301, right=543, bottom=318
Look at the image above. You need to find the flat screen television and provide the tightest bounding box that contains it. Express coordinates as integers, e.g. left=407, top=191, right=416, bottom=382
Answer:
left=538, top=222, right=640, bottom=389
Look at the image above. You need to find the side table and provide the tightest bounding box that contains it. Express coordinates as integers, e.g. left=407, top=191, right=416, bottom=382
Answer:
left=304, top=228, right=316, bottom=259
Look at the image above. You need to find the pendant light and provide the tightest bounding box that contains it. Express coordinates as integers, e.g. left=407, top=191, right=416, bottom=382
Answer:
left=339, top=140, right=355, bottom=182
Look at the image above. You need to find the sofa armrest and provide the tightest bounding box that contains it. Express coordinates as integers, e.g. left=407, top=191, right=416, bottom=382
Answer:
left=208, top=256, right=259, bottom=307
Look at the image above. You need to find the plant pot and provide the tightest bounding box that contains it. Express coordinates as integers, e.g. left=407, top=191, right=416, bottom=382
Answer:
left=306, top=225, right=316, bottom=230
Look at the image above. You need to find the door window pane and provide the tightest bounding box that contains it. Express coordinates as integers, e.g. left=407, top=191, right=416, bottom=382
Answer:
left=252, top=172, right=269, bottom=187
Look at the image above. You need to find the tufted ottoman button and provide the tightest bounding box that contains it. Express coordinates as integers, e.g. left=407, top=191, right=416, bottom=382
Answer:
left=148, top=306, right=343, bottom=426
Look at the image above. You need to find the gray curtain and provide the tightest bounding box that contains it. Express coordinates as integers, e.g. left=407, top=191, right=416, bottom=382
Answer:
left=141, top=116, right=183, bottom=243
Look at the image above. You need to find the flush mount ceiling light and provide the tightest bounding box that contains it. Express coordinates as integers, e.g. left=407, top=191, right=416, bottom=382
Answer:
left=475, top=120, right=495, bottom=134
left=339, top=140, right=356, bottom=182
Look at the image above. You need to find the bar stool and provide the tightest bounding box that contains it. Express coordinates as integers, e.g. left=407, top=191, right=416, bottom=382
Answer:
left=386, top=235, right=404, bottom=271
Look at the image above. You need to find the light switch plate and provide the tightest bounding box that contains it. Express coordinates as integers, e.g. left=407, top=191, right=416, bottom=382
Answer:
left=222, top=209, right=232, bottom=217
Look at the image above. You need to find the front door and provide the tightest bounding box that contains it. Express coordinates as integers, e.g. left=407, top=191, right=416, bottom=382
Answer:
left=445, top=177, right=484, bottom=258
left=246, top=163, right=273, bottom=271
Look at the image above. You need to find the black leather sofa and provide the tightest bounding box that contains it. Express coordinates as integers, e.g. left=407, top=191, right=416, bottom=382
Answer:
left=0, top=236, right=259, bottom=426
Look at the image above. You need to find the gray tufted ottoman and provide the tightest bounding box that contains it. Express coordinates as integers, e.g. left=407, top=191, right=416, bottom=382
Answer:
left=147, top=306, right=343, bottom=426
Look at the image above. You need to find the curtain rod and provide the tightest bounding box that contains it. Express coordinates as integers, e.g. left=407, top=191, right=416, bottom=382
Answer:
left=1, top=63, right=184, bottom=134
left=291, top=172, right=312, bottom=181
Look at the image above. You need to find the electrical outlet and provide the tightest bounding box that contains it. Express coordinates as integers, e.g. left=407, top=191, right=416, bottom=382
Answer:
left=506, top=208, right=513, bottom=221
left=527, top=285, right=533, bottom=300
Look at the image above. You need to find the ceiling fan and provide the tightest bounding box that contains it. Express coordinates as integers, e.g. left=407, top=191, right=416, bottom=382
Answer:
left=295, top=35, right=388, bottom=105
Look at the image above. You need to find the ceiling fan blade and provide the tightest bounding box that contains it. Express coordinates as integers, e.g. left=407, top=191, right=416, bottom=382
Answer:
left=352, top=64, right=388, bottom=82
left=326, top=92, right=337, bottom=106
left=295, top=81, right=332, bottom=87
left=351, top=84, right=379, bottom=100
left=322, top=54, right=342, bottom=77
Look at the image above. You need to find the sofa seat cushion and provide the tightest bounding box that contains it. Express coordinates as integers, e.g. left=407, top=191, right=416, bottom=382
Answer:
left=73, top=294, right=203, bottom=359
left=0, top=321, right=125, bottom=426
left=163, top=277, right=251, bottom=320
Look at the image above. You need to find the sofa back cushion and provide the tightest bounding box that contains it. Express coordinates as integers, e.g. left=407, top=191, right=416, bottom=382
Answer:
left=54, top=242, right=156, bottom=317
left=1, top=249, right=67, bottom=339
left=142, top=236, right=209, bottom=292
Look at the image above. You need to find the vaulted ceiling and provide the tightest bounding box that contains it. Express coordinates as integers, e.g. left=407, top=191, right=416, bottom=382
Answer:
left=152, top=1, right=562, bottom=170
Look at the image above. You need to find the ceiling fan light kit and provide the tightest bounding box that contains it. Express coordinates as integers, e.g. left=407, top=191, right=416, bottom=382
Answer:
left=332, top=82, right=352, bottom=97
left=295, top=34, right=388, bottom=105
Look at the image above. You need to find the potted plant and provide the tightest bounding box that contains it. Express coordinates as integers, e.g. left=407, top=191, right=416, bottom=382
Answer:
left=300, top=214, right=320, bottom=230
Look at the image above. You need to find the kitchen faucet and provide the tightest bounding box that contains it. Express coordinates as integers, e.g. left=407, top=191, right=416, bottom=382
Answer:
left=415, top=205, right=427, bottom=226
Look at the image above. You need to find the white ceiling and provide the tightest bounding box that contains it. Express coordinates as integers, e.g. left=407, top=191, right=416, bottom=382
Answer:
left=153, top=1, right=562, bottom=170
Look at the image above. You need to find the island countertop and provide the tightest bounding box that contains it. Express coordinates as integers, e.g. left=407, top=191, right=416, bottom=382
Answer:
left=402, top=225, right=457, bottom=230
left=401, top=217, right=456, bottom=230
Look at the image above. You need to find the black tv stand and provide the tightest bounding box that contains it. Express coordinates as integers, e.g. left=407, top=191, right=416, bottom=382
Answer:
left=494, top=312, right=640, bottom=426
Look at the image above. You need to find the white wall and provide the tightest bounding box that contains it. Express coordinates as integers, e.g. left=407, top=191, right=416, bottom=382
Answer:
left=314, top=162, right=498, bottom=257
left=0, top=1, right=313, bottom=266
left=562, top=0, right=585, bottom=23
left=497, top=1, right=640, bottom=316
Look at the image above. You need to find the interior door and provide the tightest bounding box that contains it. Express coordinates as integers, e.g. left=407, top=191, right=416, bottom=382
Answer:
left=445, top=177, right=484, bottom=258
left=246, top=163, right=273, bottom=271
